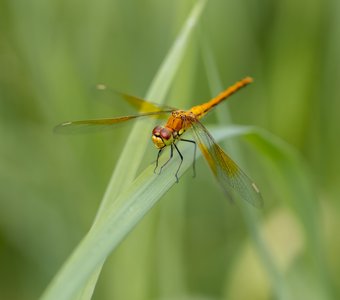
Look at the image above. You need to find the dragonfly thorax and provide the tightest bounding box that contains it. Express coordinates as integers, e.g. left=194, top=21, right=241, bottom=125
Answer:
left=152, top=125, right=178, bottom=149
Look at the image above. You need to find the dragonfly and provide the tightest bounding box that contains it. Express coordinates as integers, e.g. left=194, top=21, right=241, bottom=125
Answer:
left=55, top=77, right=263, bottom=207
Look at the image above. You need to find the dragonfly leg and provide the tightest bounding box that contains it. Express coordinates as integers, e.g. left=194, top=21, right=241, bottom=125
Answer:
left=173, top=143, right=183, bottom=183
left=180, top=138, right=196, bottom=177
left=154, top=148, right=163, bottom=174
left=158, top=144, right=174, bottom=175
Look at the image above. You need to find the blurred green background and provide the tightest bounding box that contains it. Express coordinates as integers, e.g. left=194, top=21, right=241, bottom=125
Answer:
left=1, top=0, right=339, bottom=299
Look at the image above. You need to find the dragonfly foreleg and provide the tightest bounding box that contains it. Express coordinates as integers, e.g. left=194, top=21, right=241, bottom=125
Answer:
left=173, top=143, right=183, bottom=183
left=158, top=144, right=174, bottom=175
left=154, top=148, right=164, bottom=174
left=180, top=138, right=196, bottom=177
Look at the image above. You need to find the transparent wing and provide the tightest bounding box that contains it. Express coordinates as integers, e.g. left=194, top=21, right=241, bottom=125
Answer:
left=190, top=120, right=263, bottom=208
left=54, top=110, right=173, bottom=134
left=95, top=84, right=177, bottom=112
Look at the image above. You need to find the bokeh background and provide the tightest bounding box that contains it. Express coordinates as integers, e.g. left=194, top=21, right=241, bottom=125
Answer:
left=1, top=0, right=339, bottom=299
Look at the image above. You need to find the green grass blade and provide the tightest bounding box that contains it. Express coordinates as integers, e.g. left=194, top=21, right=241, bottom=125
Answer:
left=41, top=1, right=207, bottom=300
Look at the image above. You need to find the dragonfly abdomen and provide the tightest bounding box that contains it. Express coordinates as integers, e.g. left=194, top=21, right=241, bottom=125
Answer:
left=192, top=77, right=254, bottom=119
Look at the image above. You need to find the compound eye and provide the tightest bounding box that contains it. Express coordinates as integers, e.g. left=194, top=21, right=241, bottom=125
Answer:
left=160, top=128, right=172, bottom=141
left=152, top=126, right=162, bottom=136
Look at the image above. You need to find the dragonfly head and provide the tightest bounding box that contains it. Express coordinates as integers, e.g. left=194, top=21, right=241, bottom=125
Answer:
left=152, top=126, right=174, bottom=149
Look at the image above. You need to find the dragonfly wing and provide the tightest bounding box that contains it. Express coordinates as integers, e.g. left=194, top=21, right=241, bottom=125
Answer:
left=54, top=111, right=172, bottom=134
left=190, top=120, right=263, bottom=208
left=96, top=85, right=177, bottom=112
left=119, top=93, right=176, bottom=112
